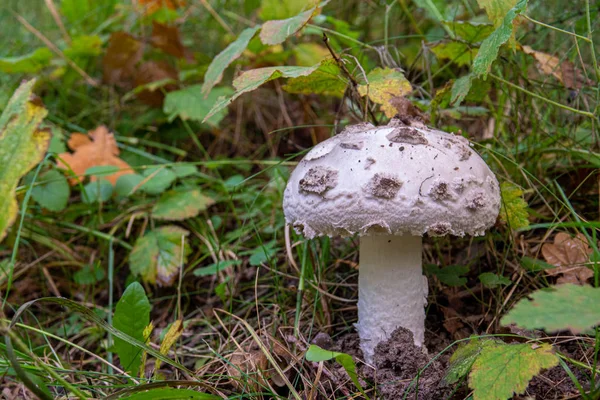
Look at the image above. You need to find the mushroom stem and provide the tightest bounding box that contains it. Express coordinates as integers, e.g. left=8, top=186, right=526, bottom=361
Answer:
left=356, top=235, right=427, bottom=363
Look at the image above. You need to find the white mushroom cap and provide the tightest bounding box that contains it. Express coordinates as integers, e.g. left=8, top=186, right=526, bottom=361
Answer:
left=283, top=120, right=501, bottom=238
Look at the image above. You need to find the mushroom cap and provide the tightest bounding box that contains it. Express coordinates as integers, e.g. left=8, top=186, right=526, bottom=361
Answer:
left=283, top=120, right=501, bottom=238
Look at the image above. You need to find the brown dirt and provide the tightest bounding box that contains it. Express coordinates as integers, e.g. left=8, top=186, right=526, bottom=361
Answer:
left=333, top=325, right=588, bottom=399
left=370, top=328, right=452, bottom=399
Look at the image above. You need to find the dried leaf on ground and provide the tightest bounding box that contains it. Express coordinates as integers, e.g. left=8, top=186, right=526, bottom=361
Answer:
left=542, top=232, right=593, bottom=284
left=0, top=79, right=50, bottom=242
left=521, top=45, right=589, bottom=89
left=57, top=126, right=133, bottom=186
left=227, top=339, right=292, bottom=390
left=151, top=21, right=188, bottom=59
left=137, top=0, right=184, bottom=14
left=357, top=67, right=412, bottom=118
left=134, top=61, right=178, bottom=106
left=102, top=32, right=143, bottom=87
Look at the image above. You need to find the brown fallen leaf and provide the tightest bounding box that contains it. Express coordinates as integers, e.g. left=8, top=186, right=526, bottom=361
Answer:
left=542, top=232, right=593, bottom=284
left=136, top=0, right=184, bottom=15
left=102, top=32, right=143, bottom=87
left=57, top=126, right=133, bottom=186
left=135, top=61, right=178, bottom=107
left=522, top=45, right=590, bottom=90
left=226, top=340, right=291, bottom=390
left=150, top=21, right=189, bottom=59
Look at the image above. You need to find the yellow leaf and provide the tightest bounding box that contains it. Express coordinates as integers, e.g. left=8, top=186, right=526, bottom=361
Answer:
left=358, top=68, right=412, bottom=118
left=0, top=79, right=50, bottom=242
left=153, top=320, right=183, bottom=373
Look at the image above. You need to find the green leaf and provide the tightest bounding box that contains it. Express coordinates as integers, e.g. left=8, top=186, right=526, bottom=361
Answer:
left=140, top=166, right=177, bottom=195
left=86, top=165, right=121, bottom=179
left=520, top=256, right=555, bottom=272
left=292, top=42, right=331, bottom=66
left=499, top=182, right=529, bottom=230
left=63, top=35, right=103, bottom=58
left=113, top=282, right=151, bottom=377
left=259, top=0, right=314, bottom=20
left=203, top=64, right=321, bottom=122
left=443, top=21, right=495, bottom=42
left=48, top=125, right=67, bottom=153
left=193, top=260, right=241, bottom=277
left=283, top=59, right=346, bottom=97
left=115, top=388, right=219, bottom=400
left=73, top=263, right=105, bottom=285
left=201, top=26, right=261, bottom=97
left=82, top=179, right=113, bottom=204
left=472, top=0, right=527, bottom=77
left=171, top=164, right=198, bottom=178
left=479, top=272, right=511, bottom=288
left=115, top=174, right=145, bottom=197
left=164, top=86, right=234, bottom=127
left=305, top=345, right=364, bottom=393
left=129, top=226, right=191, bottom=286
left=249, top=242, right=277, bottom=266
left=501, top=284, right=600, bottom=333
left=259, top=3, right=321, bottom=45
left=152, top=187, right=215, bottom=221
left=425, top=264, right=469, bottom=286
left=476, top=0, right=519, bottom=27
left=446, top=338, right=497, bottom=384
left=0, top=79, right=50, bottom=242
left=357, top=67, right=412, bottom=118
left=469, top=342, right=558, bottom=400
left=450, top=74, right=474, bottom=106
left=431, top=42, right=478, bottom=67
left=451, top=0, right=528, bottom=105
left=0, top=48, right=53, bottom=73
left=31, top=170, right=70, bottom=212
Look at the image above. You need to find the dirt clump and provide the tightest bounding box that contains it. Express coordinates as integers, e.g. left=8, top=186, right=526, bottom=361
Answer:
left=373, top=328, right=451, bottom=399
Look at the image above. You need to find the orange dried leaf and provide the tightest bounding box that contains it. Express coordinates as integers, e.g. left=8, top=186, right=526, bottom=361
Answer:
left=542, top=232, right=593, bottom=284
left=57, top=126, right=133, bottom=186
left=102, top=32, right=143, bottom=87
left=136, top=0, right=184, bottom=14
left=522, top=45, right=589, bottom=89
left=150, top=21, right=188, bottom=59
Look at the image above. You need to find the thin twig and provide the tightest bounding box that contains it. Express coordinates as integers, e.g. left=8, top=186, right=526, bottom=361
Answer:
left=43, top=0, right=70, bottom=43
left=15, top=14, right=99, bottom=87
left=323, top=33, right=378, bottom=125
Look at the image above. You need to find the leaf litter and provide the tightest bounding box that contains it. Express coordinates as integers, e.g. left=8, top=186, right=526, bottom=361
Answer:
left=542, top=232, right=593, bottom=284
left=57, top=126, right=134, bottom=186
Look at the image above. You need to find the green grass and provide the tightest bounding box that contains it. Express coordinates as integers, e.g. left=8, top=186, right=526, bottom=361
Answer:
left=0, top=0, right=599, bottom=398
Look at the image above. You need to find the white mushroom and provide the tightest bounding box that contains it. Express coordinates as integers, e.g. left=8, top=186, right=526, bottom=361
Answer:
left=283, top=119, right=501, bottom=363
